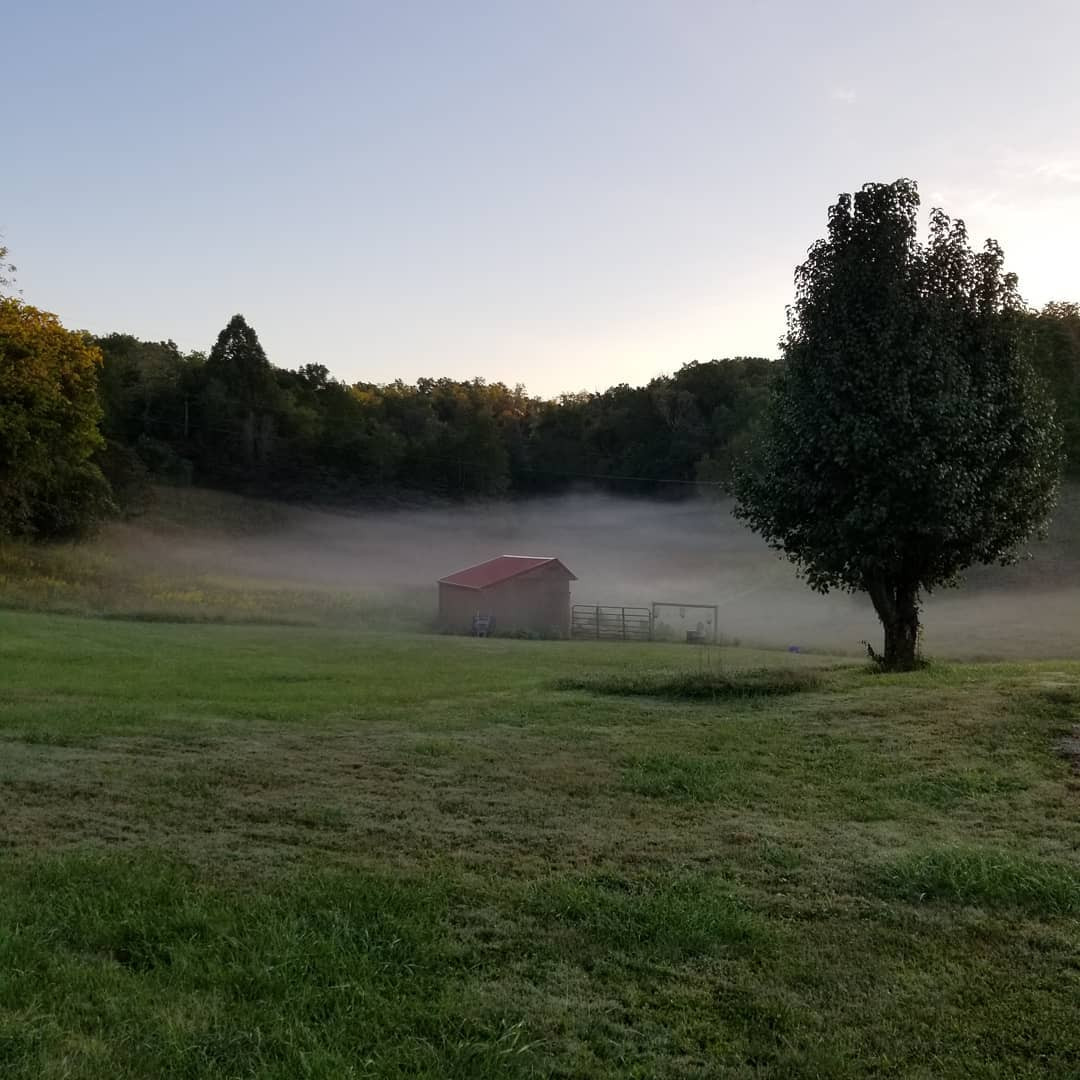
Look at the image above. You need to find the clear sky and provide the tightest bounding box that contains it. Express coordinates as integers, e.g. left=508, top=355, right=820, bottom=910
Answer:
left=6, top=0, right=1079, bottom=397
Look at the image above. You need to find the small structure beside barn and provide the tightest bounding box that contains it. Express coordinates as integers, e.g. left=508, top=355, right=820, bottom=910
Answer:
left=438, top=555, right=577, bottom=637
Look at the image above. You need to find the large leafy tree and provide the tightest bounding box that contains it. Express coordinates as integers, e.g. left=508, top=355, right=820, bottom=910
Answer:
left=0, top=299, right=114, bottom=538
left=734, top=179, right=1062, bottom=670
left=96, top=333, right=192, bottom=443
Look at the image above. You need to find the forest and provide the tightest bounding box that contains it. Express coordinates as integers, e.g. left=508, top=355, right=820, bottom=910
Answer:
left=92, top=318, right=773, bottom=506
left=94, top=303, right=1080, bottom=508
left=2, top=255, right=1079, bottom=540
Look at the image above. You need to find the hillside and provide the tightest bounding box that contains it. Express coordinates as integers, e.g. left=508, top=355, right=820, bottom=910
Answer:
left=2, top=483, right=1079, bottom=658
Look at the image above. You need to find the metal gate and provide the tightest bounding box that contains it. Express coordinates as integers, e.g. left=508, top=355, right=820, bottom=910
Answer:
left=571, top=605, right=652, bottom=641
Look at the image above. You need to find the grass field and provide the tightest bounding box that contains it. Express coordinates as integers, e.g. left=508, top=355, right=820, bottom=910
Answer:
left=1, top=610, right=1079, bottom=1077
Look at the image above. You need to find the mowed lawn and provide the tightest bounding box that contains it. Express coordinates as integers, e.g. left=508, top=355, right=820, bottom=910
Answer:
left=1, top=612, right=1079, bottom=1078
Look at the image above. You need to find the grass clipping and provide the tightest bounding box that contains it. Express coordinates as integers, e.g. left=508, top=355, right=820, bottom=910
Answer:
left=553, top=667, right=821, bottom=701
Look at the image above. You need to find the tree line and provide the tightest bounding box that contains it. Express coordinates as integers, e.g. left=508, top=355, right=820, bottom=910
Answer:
left=91, top=299, right=1080, bottom=508
left=1, top=233, right=1078, bottom=544
left=91, top=315, right=776, bottom=507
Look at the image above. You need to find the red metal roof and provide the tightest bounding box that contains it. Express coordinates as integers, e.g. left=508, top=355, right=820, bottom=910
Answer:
left=439, top=555, right=576, bottom=590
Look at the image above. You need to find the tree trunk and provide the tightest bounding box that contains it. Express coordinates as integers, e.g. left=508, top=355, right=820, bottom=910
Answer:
left=867, top=579, right=921, bottom=671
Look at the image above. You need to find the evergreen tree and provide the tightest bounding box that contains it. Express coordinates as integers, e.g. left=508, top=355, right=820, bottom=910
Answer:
left=203, top=314, right=278, bottom=469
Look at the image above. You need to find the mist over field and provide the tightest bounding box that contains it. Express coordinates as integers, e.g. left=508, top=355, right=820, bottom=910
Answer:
left=96, top=486, right=1080, bottom=660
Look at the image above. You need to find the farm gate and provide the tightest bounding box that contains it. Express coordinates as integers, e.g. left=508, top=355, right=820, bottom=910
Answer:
left=571, top=605, right=652, bottom=641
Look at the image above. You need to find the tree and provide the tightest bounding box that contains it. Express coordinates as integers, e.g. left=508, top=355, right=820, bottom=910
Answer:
left=734, top=179, right=1062, bottom=670
left=203, top=314, right=279, bottom=469
left=205, top=314, right=273, bottom=406
left=0, top=299, right=114, bottom=538
left=95, top=333, right=190, bottom=443
left=1029, top=302, right=1080, bottom=472
left=94, top=333, right=199, bottom=492
left=0, top=239, right=15, bottom=298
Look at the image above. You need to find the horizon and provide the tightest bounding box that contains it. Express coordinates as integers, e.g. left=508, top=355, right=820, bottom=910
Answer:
left=7, top=0, right=1080, bottom=398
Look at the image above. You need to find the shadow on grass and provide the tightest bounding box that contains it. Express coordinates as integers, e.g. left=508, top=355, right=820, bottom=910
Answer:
left=99, top=611, right=314, bottom=627
left=552, top=668, right=822, bottom=701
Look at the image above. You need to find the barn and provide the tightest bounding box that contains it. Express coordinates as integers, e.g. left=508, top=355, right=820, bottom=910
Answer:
left=437, top=555, right=577, bottom=637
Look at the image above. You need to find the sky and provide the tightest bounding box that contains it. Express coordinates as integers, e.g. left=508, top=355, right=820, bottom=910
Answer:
left=5, top=0, right=1080, bottom=398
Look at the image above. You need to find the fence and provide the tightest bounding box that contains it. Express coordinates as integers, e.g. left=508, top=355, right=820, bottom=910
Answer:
left=571, top=605, right=653, bottom=641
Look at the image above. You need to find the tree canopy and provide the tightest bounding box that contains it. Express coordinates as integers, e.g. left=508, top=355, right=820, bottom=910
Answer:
left=0, top=299, right=113, bottom=538
left=734, top=179, right=1063, bottom=669
left=1029, top=302, right=1080, bottom=471
left=0, top=240, right=15, bottom=299
left=93, top=313, right=775, bottom=501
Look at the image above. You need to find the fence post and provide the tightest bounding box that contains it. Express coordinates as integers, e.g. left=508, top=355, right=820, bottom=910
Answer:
left=621, top=607, right=626, bottom=640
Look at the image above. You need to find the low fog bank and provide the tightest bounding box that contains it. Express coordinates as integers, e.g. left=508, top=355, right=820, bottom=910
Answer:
left=109, top=486, right=1080, bottom=659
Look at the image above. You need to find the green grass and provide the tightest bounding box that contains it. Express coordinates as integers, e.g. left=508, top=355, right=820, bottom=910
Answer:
left=0, top=537, right=431, bottom=629
left=0, top=486, right=432, bottom=630
left=1, top=611, right=1079, bottom=1077
left=871, top=847, right=1080, bottom=915
left=621, top=752, right=749, bottom=801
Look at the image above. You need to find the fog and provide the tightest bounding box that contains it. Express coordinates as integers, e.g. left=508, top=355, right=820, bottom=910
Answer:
left=112, top=486, right=1080, bottom=659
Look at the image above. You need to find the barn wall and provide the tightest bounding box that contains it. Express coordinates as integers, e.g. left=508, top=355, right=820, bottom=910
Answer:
left=483, top=564, right=572, bottom=636
left=437, top=564, right=572, bottom=636
left=438, top=583, right=484, bottom=632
